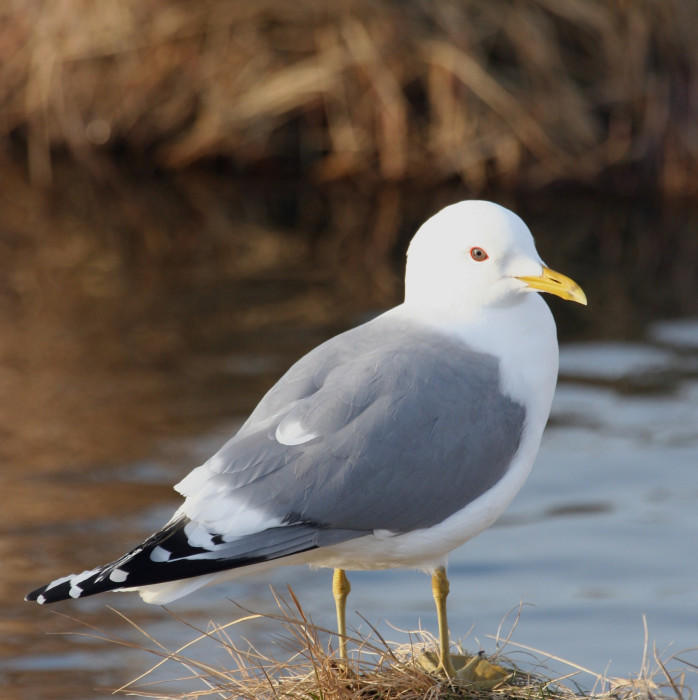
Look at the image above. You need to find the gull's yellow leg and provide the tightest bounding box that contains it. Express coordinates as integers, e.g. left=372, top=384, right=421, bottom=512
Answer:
left=332, top=568, right=351, bottom=659
left=431, top=566, right=456, bottom=677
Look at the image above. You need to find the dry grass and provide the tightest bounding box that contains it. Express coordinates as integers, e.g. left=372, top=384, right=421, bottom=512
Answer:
left=60, top=588, right=695, bottom=700
left=2, top=0, right=697, bottom=192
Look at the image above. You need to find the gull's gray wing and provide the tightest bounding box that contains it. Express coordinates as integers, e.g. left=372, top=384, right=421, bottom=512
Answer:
left=177, top=312, right=526, bottom=536
left=26, top=311, right=526, bottom=604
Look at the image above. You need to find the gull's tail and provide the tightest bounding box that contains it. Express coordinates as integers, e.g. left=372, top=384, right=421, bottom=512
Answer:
left=25, top=516, right=352, bottom=605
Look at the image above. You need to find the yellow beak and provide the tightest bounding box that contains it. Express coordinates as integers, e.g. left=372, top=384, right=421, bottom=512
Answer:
left=516, top=266, right=587, bottom=306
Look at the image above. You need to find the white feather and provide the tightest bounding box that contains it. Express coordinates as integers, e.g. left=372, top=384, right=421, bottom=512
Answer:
left=275, top=417, right=319, bottom=446
left=150, top=546, right=171, bottom=562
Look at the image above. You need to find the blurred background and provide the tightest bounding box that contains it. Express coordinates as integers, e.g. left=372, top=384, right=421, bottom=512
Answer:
left=1, top=1, right=697, bottom=698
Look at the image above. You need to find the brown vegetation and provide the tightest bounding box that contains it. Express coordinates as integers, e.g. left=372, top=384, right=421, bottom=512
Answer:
left=71, top=592, right=693, bottom=699
left=2, top=0, right=697, bottom=192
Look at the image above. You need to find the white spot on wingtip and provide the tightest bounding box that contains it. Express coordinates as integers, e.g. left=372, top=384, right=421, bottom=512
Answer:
left=150, top=546, right=171, bottom=562
left=109, top=568, right=129, bottom=583
left=45, top=574, right=74, bottom=591
left=67, top=568, right=99, bottom=598
left=275, top=418, right=319, bottom=446
left=37, top=594, right=46, bottom=605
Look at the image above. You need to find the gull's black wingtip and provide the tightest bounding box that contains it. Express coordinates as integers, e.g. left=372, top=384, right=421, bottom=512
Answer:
left=25, top=586, right=47, bottom=604
left=25, top=582, right=67, bottom=605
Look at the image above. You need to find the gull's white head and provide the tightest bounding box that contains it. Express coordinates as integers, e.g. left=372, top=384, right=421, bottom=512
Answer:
left=405, top=200, right=585, bottom=314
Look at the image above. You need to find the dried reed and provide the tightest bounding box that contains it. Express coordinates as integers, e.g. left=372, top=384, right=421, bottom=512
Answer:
left=56, top=589, right=695, bottom=700
left=1, top=1, right=697, bottom=192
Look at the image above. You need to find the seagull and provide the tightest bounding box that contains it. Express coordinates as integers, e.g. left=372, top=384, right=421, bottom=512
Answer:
left=26, top=200, right=586, bottom=675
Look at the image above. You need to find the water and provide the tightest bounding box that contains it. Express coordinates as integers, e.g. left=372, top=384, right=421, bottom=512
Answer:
left=1, top=167, right=697, bottom=698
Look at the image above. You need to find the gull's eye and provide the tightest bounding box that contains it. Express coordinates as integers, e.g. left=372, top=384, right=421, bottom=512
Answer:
left=470, top=246, right=489, bottom=262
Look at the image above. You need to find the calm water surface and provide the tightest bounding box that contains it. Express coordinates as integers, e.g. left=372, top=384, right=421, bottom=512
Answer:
left=1, top=171, right=697, bottom=698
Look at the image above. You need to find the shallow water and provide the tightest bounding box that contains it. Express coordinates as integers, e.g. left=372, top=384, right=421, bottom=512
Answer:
left=1, top=170, right=697, bottom=698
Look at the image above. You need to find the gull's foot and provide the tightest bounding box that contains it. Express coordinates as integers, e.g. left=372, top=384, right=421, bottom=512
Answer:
left=417, top=650, right=512, bottom=687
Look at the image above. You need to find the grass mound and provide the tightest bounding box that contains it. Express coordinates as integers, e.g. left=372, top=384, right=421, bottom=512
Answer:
left=63, top=588, right=694, bottom=699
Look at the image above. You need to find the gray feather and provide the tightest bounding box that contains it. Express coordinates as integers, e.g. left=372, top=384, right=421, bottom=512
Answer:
left=188, top=313, right=526, bottom=535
